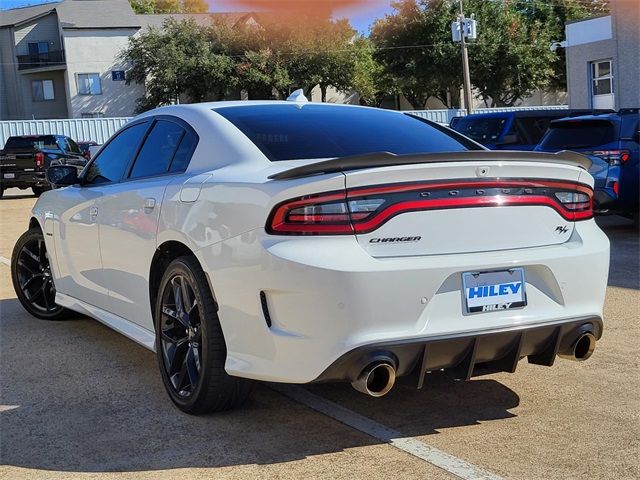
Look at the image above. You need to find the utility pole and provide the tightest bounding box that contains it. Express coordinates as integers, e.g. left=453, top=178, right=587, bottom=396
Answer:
left=459, top=0, right=473, bottom=114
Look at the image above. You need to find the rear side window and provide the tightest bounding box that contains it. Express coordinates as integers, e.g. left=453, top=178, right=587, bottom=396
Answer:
left=4, top=136, right=57, bottom=150
left=451, top=116, right=508, bottom=144
left=169, top=130, right=197, bottom=172
left=129, top=120, right=185, bottom=179
left=84, top=122, right=148, bottom=185
left=513, top=117, right=554, bottom=145
left=215, top=104, right=473, bottom=161
left=539, top=120, right=617, bottom=149
left=66, top=138, right=82, bottom=154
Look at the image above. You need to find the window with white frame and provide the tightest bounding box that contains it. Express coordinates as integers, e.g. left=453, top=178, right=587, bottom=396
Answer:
left=32, top=79, right=55, bottom=101
left=591, top=60, right=613, bottom=96
left=77, top=73, right=102, bottom=95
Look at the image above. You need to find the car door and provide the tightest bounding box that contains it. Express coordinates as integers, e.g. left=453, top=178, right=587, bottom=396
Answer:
left=53, top=122, right=150, bottom=311
left=96, top=117, right=198, bottom=330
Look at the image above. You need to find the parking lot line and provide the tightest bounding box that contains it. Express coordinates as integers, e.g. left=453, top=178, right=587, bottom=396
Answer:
left=0, top=256, right=10, bottom=266
left=271, top=384, right=505, bottom=480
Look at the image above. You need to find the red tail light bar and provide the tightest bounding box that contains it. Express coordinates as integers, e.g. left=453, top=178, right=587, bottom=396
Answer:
left=266, top=179, right=594, bottom=235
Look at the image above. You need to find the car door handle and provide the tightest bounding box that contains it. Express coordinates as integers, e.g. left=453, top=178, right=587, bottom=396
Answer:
left=143, top=198, right=156, bottom=213
left=90, top=206, right=98, bottom=217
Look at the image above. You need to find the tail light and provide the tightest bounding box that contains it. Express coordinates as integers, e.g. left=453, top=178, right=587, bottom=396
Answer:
left=267, top=180, right=593, bottom=236
left=612, top=181, right=620, bottom=196
left=588, top=150, right=631, bottom=165
left=35, top=152, right=45, bottom=168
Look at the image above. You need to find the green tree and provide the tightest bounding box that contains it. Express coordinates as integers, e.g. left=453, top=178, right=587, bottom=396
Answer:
left=129, top=0, right=208, bottom=14
left=351, top=37, right=393, bottom=106
left=371, top=0, right=462, bottom=108
left=122, top=19, right=235, bottom=111
left=462, top=0, right=556, bottom=107
left=512, top=0, right=609, bottom=91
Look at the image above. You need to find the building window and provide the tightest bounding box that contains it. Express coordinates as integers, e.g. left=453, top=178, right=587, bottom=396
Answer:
left=591, top=60, right=613, bottom=96
left=77, top=73, right=102, bottom=95
left=32, top=79, right=55, bottom=101
left=28, top=41, right=49, bottom=56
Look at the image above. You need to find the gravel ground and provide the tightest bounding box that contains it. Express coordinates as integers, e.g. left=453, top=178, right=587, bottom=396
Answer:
left=0, top=188, right=638, bottom=480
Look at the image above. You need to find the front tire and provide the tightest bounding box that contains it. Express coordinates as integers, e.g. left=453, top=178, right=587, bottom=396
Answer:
left=155, top=256, right=252, bottom=414
left=11, top=229, right=71, bottom=320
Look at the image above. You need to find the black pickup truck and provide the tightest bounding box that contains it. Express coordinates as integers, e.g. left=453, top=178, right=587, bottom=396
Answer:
left=0, top=135, right=87, bottom=197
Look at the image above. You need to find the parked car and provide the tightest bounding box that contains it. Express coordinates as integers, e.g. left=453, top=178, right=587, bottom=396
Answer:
left=449, top=109, right=615, bottom=151
left=77, top=140, right=99, bottom=160
left=11, top=98, right=609, bottom=415
left=0, top=134, right=88, bottom=197
left=535, top=109, right=639, bottom=223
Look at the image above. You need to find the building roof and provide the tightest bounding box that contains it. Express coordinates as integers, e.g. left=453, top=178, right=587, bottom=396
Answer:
left=0, top=1, right=270, bottom=31
left=0, top=2, right=60, bottom=27
left=0, top=0, right=141, bottom=29
left=137, top=12, right=251, bottom=30
left=57, top=0, right=141, bottom=29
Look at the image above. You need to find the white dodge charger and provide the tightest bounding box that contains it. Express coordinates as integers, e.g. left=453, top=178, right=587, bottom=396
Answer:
left=11, top=97, right=610, bottom=414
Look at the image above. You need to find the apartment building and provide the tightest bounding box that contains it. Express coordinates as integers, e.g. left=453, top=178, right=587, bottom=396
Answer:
left=0, top=0, right=147, bottom=119
left=565, top=1, right=640, bottom=110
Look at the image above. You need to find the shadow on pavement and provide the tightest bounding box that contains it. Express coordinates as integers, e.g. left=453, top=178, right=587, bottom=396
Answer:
left=596, top=215, right=639, bottom=290
left=0, top=296, right=520, bottom=474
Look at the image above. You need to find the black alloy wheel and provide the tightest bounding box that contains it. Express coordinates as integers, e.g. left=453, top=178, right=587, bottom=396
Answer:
left=159, top=274, right=203, bottom=398
left=11, top=229, right=70, bottom=320
left=155, top=256, right=252, bottom=414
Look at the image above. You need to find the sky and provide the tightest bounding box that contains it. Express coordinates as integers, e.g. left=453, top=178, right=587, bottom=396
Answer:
left=0, top=0, right=393, bottom=33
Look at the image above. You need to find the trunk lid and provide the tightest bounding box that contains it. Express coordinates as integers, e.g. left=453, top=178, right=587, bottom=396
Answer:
left=344, top=160, right=590, bottom=257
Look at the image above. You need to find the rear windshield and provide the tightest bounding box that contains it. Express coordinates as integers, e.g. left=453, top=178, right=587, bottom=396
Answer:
left=4, top=136, right=58, bottom=150
left=539, top=120, right=617, bottom=149
left=450, top=116, right=508, bottom=144
left=215, top=104, right=474, bottom=161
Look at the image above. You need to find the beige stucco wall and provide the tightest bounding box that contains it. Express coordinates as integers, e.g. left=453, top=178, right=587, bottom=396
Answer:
left=612, top=0, right=640, bottom=109
left=18, top=69, right=69, bottom=119
left=62, top=28, right=143, bottom=118
left=566, top=38, right=616, bottom=109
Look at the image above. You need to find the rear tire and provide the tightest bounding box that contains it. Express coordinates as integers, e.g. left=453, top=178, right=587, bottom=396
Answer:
left=155, top=256, right=253, bottom=414
left=11, top=228, right=71, bottom=320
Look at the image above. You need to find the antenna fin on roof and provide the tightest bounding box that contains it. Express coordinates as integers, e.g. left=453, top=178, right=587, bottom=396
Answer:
left=286, top=89, right=308, bottom=103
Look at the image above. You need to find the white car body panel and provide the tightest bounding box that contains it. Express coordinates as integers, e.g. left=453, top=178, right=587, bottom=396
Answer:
left=29, top=101, right=610, bottom=386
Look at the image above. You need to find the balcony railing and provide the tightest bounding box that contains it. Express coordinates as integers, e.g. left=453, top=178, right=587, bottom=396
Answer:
left=16, top=50, right=66, bottom=70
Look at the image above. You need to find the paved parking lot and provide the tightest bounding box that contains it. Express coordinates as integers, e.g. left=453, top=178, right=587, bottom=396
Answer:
left=1, top=188, right=638, bottom=480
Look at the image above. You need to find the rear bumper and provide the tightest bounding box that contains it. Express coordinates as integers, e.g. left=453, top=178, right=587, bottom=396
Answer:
left=198, top=219, right=609, bottom=384
left=314, top=316, right=602, bottom=385
left=0, top=172, right=46, bottom=189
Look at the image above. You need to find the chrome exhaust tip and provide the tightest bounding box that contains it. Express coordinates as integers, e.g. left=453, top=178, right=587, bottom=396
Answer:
left=559, top=332, right=596, bottom=362
left=351, top=361, right=396, bottom=397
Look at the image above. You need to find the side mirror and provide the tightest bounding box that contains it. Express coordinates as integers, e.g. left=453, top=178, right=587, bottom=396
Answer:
left=47, top=164, right=79, bottom=187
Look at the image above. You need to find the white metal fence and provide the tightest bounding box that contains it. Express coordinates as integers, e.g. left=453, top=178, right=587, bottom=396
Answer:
left=0, top=117, right=131, bottom=147
left=0, top=106, right=570, bottom=147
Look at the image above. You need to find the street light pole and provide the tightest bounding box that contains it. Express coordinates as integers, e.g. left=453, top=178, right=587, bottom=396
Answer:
left=459, top=0, right=473, bottom=114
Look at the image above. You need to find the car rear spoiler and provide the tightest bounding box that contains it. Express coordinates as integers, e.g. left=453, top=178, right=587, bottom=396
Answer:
left=268, top=150, right=592, bottom=180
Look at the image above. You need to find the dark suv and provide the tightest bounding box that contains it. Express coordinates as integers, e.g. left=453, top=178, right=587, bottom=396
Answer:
left=535, top=109, right=639, bottom=223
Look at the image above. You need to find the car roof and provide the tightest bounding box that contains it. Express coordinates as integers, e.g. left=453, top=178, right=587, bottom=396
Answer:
left=143, top=100, right=407, bottom=116
left=551, top=113, right=620, bottom=123
left=456, top=110, right=570, bottom=120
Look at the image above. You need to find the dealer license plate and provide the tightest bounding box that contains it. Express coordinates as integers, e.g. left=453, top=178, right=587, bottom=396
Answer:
left=462, top=268, right=527, bottom=314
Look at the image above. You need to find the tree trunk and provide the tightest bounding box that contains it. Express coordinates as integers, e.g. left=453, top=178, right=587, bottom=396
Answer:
left=320, top=84, right=327, bottom=103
